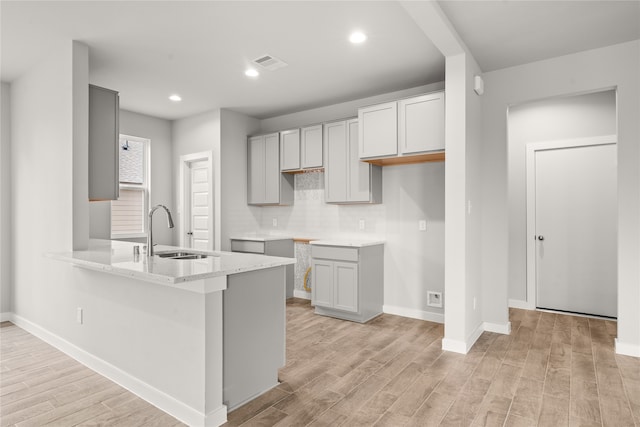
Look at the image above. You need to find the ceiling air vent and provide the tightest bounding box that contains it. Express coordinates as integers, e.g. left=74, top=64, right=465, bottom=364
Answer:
left=252, top=54, right=288, bottom=71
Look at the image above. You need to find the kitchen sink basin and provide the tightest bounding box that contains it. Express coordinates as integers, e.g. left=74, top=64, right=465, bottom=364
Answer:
left=156, top=251, right=210, bottom=260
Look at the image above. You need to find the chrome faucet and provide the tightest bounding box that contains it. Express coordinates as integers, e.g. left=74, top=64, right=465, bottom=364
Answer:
left=147, top=204, right=175, bottom=256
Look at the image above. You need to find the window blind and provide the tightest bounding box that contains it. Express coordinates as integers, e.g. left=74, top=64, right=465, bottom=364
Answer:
left=111, top=188, right=145, bottom=236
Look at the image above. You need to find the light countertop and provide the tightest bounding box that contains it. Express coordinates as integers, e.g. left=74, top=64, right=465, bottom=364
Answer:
left=48, top=239, right=296, bottom=291
left=229, top=234, right=294, bottom=242
left=309, top=240, right=385, bottom=248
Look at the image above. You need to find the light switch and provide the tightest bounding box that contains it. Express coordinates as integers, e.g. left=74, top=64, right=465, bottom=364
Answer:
left=419, top=220, right=427, bottom=231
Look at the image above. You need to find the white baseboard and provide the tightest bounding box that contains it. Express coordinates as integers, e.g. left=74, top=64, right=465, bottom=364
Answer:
left=293, top=289, right=311, bottom=300
left=441, top=338, right=468, bottom=354
left=466, top=322, right=485, bottom=351
left=442, top=319, right=506, bottom=355
left=508, top=299, right=535, bottom=310
left=9, top=313, right=225, bottom=427
left=484, top=321, right=512, bottom=335
left=0, top=311, right=12, bottom=322
left=383, top=305, right=444, bottom=324
left=441, top=322, right=484, bottom=355
left=615, top=338, right=640, bottom=358
left=205, top=406, right=229, bottom=427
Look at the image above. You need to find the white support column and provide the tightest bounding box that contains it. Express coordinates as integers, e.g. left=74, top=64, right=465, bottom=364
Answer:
left=399, top=0, right=492, bottom=353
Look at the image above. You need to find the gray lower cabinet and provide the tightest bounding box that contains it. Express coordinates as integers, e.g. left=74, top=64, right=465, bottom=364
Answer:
left=223, top=266, right=286, bottom=410
left=311, top=243, right=383, bottom=323
left=230, top=237, right=294, bottom=298
left=324, top=119, right=382, bottom=204
left=248, top=133, right=293, bottom=205
left=89, top=84, right=119, bottom=201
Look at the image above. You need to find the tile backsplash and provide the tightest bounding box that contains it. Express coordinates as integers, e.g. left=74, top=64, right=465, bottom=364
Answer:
left=259, top=171, right=386, bottom=240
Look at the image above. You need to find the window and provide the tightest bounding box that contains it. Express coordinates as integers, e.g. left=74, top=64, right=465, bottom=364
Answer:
left=111, top=135, right=150, bottom=238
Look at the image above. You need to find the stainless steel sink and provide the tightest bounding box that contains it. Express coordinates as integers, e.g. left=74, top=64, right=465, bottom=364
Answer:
left=156, top=251, right=210, bottom=260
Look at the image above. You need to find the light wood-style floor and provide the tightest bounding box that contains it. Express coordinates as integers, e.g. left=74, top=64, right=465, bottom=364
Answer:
left=2, top=300, right=639, bottom=426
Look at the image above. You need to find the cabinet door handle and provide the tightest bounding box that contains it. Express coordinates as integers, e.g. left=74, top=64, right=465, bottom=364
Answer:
left=187, top=232, right=193, bottom=236
left=537, top=235, right=544, bottom=241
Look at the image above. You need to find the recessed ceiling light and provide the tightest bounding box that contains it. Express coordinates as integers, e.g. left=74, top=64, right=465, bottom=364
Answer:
left=245, top=68, right=259, bottom=78
left=349, top=31, right=367, bottom=44
left=169, top=94, right=182, bottom=102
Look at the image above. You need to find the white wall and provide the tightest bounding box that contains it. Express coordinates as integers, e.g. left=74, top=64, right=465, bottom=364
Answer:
left=8, top=42, right=223, bottom=422
left=507, top=90, right=617, bottom=302
left=72, top=45, right=90, bottom=250
left=89, top=110, right=174, bottom=245
left=219, top=109, right=261, bottom=251
left=11, top=41, right=86, bottom=325
left=442, top=52, right=489, bottom=353
left=172, top=110, right=221, bottom=249
left=482, top=40, right=640, bottom=356
left=173, top=108, right=261, bottom=252
left=258, top=83, right=446, bottom=321
left=261, top=83, right=444, bottom=132
left=464, top=54, right=486, bottom=337
left=124, top=111, right=175, bottom=246
left=1, top=82, right=12, bottom=316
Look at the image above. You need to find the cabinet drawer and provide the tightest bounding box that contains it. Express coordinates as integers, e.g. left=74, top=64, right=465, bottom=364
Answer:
left=311, top=245, right=358, bottom=262
left=231, top=240, right=265, bottom=254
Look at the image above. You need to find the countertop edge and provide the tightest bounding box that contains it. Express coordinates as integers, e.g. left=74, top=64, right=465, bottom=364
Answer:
left=47, top=242, right=296, bottom=292
left=309, top=240, right=385, bottom=248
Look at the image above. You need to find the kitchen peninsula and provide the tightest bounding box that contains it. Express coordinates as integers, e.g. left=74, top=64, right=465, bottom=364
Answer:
left=50, top=239, right=295, bottom=427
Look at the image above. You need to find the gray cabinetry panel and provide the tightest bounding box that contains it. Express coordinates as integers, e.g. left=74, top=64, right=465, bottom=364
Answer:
left=89, top=84, right=119, bottom=201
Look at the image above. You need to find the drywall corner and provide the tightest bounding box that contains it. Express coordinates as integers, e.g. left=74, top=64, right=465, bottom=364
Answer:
left=0, top=81, right=12, bottom=314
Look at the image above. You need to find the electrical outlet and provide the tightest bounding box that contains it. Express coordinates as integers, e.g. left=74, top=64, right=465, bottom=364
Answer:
left=76, top=307, right=83, bottom=325
left=419, top=220, right=427, bottom=231
left=359, top=219, right=365, bottom=231
left=272, top=218, right=278, bottom=227
left=427, top=291, right=443, bottom=308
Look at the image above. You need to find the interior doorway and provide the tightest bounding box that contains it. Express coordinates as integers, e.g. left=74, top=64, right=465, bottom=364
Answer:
left=526, top=136, right=617, bottom=318
left=179, top=151, right=213, bottom=250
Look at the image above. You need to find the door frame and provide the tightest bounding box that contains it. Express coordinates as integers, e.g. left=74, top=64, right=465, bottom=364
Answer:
left=525, top=134, right=617, bottom=309
left=179, top=151, right=214, bottom=250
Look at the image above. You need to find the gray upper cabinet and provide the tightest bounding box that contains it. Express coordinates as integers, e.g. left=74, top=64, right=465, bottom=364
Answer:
left=358, top=101, right=398, bottom=159
left=280, top=129, right=300, bottom=171
left=248, top=133, right=293, bottom=205
left=301, top=124, right=323, bottom=169
left=324, top=119, right=381, bottom=204
left=398, top=92, right=445, bottom=155
left=358, top=91, right=445, bottom=161
left=89, top=84, right=119, bottom=201
left=324, top=121, right=348, bottom=203
left=280, top=125, right=323, bottom=171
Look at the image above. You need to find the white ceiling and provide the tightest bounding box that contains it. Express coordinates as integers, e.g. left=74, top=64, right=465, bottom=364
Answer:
left=1, top=1, right=638, bottom=121
left=439, top=0, right=640, bottom=72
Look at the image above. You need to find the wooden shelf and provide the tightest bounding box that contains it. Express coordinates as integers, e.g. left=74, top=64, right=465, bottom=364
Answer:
left=363, top=151, right=445, bottom=166
left=293, top=238, right=317, bottom=244
left=282, top=168, right=324, bottom=175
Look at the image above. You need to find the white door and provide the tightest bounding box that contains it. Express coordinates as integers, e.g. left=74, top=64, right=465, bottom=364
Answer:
left=186, top=160, right=210, bottom=250
left=535, top=143, right=617, bottom=317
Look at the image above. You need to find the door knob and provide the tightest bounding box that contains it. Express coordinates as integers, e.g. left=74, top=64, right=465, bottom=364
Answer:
left=538, top=235, right=544, bottom=241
